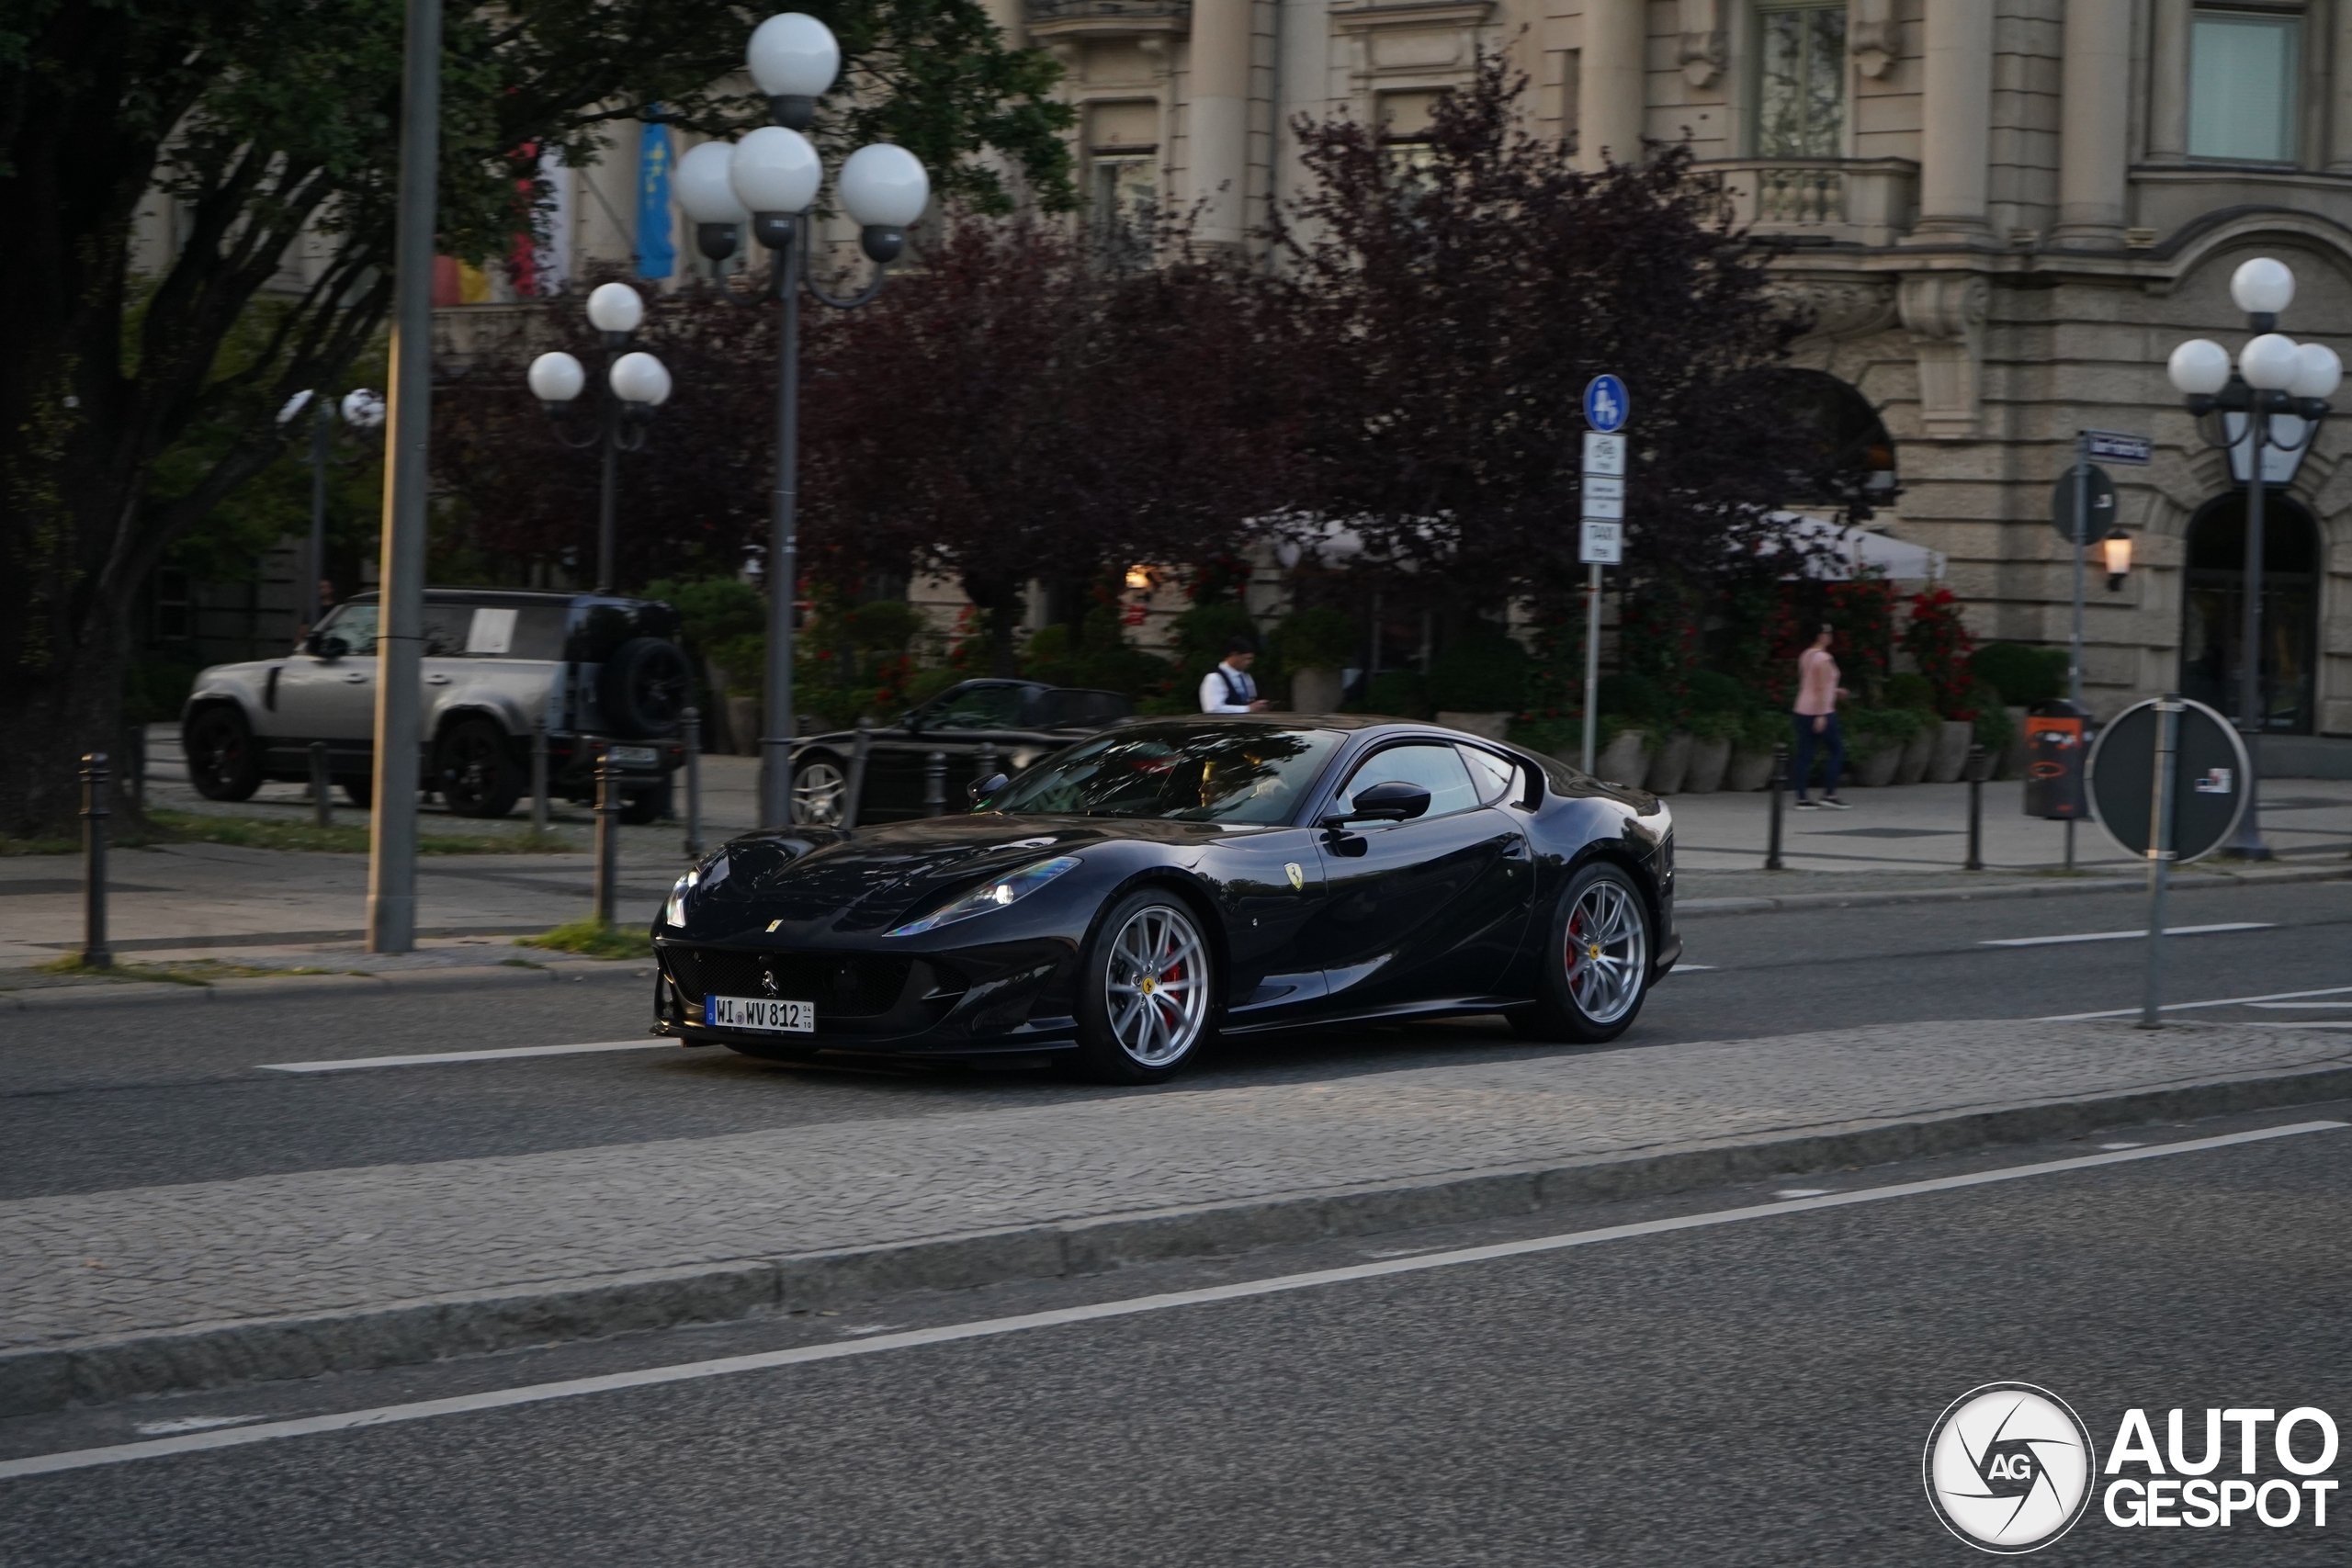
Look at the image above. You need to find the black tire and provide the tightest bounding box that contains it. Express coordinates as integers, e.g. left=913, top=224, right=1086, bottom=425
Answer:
left=1510, top=861, right=1654, bottom=1044
left=184, top=706, right=263, bottom=801
left=1072, top=889, right=1217, bottom=1085
left=619, top=776, right=671, bottom=826
left=344, top=778, right=372, bottom=809
left=435, top=717, right=521, bottom=818
left=598, top=638, right=692, bottom=739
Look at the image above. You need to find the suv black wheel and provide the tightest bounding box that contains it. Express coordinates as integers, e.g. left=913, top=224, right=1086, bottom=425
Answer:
left=619, top=776, right=670, bottom=825
left=1509, top=861, right=1653, bottom=1044
left=435, top=718, right=521, bottom=818
left=184, top=706, right=263, bottom=801
left=1072, top=890, right=1217, bottom=1084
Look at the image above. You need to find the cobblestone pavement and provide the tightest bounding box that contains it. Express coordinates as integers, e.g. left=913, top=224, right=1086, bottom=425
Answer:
left=6, top=1019, right=2346, bottom=1356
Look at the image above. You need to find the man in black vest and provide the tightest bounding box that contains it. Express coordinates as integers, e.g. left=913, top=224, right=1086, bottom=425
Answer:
left=1199, top=637, right=1271, bottom=713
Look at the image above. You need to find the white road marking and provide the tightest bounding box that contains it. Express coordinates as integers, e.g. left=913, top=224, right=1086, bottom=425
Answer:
left=2098, top=1143, right=2143, bottom=1151
left=1673, top=964, right=1718, bottom=972
left=2038, top=983, right=2352, bottom=1022
left=130, top=1416, right=264, bottom=1437
left=841, top=1325, right=906, bottom=1337
left=2253, top=1001, right=2352, bottom=1010
left=2245, top=1021, right=2352, bottom=1030
left=2, top=1120, right=2336, bottom=1483
left=257, top=1040, right=673, bottom=1074
left=1983, top=922, right=2272, bottom=948
left=1773, top=1189, right=1830, bottom=1199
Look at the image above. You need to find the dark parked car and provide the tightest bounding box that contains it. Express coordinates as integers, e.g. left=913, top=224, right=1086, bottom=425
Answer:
left=182, top=590, right=693, bottom=822
left=787, top=678, right=1134, bottom=825
left=656, top=716, right=1677, bottom=1083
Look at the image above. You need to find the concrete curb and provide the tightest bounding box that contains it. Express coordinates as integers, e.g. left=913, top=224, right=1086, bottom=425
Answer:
left=7, top=1053, right=2350, bottom=1416
left=0, top=963, right=651, bottom=1010
left=1678, top=862, right=2350, bottom=919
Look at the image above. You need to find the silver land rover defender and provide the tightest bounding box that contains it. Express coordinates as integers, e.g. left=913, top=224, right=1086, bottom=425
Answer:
left=181, top=590, right=694, bottom=823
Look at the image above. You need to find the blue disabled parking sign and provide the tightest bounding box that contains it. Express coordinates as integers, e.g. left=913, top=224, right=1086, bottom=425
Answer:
left=1583, top=374, right=1629, bottom=434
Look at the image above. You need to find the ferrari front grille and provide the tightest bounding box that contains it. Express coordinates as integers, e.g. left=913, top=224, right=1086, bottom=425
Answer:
left=665, top=947, right=913, bottom=1019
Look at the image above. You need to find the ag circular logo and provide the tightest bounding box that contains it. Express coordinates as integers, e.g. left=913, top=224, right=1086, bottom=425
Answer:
left=1923, top=1383, right=2098, bottom=1553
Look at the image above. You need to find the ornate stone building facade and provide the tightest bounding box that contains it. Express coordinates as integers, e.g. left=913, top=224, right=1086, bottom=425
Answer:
left=994, top=0, right=2352, bottom=753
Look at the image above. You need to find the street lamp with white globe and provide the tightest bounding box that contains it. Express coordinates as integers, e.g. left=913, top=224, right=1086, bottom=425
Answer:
left=277, top=383, right=385, bottom=633
left=675, top=11, right=931, bottom=829
left=2165, top=256, right=2340, bottom=859
left=526, top=282, right=673, bottom=594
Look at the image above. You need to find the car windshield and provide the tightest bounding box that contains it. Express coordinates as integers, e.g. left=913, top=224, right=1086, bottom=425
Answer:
left=988, top=723, right=1343, bottom=824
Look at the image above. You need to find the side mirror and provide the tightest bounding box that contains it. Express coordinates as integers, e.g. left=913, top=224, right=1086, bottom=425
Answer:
left=314, top=635, right=349, bottom=660
left=1320, top=778, right=1430, bottom=829
left=967, top=772, right=1009, bottom=805
left=900, top=709, right=922, bottom=734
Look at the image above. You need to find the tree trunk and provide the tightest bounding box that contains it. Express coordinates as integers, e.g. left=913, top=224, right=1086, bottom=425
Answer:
left=0, top=577, right=140, bottom=840
left=962, top=573, right=1029, bottom=679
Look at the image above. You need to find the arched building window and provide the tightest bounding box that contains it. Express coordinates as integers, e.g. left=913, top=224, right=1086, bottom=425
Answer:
left=1762, top=369, right=1898, bottom=519
left=2179, top=493, right=2322, bottom=735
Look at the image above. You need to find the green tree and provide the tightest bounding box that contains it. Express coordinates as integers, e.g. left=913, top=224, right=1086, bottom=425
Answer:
left=0, top=0, right=1071, bottom=834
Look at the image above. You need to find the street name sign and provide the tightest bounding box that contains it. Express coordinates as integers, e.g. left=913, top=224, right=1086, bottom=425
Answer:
left=1583, top=375, right=1630, bottom=434
left=2084, top=430, right=2153, bottom=466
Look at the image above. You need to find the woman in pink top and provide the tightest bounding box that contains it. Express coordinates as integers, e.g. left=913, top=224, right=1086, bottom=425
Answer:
left=1792, top=624, right=1852, bottom=809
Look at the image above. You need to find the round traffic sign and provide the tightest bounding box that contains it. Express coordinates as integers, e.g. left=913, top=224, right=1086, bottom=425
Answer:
left=2049, top=463, right=2117, bottom=546
left=1583, top=375, right=1629, bottom=434
left=2086, top=696, right=2249, bottom=863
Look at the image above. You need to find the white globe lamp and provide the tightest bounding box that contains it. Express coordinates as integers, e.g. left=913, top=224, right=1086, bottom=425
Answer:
left=2230, top=257, right=2296, bottom=317
left=730, top=126, right=821, bottom=217
left=2289, top=342, right=2343, bottom=401
left=585, top=282, right=644, bottom=336
left=748, top=13, right=840, bottom=129
left=677, top=141, right=749, bottom=225
left=527, top=351, right=587, bottom=405
left=2239, top=333, right=2302, bottom=391
left=609, top=352, right=673, bottom=407
left=2166, top=338, right=2232, bottom=397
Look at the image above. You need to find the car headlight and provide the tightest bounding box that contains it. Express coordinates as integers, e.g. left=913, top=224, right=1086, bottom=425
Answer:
left=888, top=856, right=1081, bottom=937
left=665, top=851, right=730, bottom=929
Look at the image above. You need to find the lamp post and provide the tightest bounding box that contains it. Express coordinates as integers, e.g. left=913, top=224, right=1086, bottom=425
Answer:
left=277, top=388, right=385, bottom=636
left=2165, top=256, right=2340, bottom=860
left=528, top=284, right=673, bottom=594
left=674, top=11, right=930, bottom=829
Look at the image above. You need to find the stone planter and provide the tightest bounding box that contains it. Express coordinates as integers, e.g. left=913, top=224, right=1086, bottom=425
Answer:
left=1928, top=719, right=1974, bottom=783
left=1435, top=709, right=1512, bottom=741
left=1682, top=736, right=1732, bottom=794
left=1895, top=727, right=1934, bottom=785
left=1725, top=747, right=1777, bottom=792
left=1291, top=668, right=1345, bottom=714
left=1853, top=741, right=1904, bottom=788
left=727, top=695, right=762, bottom=758
left=1595, top=728, right=1650, bottom=788
left=1645, top=732, right=1695, bottom=795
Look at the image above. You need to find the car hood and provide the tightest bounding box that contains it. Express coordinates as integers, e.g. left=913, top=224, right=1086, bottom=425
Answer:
left=686, top=814, right=1251, bottom=938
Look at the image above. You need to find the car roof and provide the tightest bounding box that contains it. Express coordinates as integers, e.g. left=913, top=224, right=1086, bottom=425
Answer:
left=345, top=590, right=619, bottom=608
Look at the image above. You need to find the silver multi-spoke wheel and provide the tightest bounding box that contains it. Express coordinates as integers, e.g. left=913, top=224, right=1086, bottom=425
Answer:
left=1564, top=877, right=1647, bottom=1025
left=1103, top=904, right=1210, bottom=1067
left=791, top=761, right=848, bottom=826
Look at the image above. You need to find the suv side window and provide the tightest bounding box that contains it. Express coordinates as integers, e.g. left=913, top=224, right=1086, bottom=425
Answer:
left=418, top=604, right=471, bottom=657
left=315, top=604, right=379, bottom=656
left=925, top=684, right=1024, bottom=730
left=1338, top=743, right=1481, bottom=819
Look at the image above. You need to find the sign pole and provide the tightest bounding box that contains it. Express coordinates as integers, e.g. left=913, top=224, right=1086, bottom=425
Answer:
left=2139, top=695, right=2180, bottom=1030
left=1581, top=562, right=1601, bottom=773
left=2067, top=433, right=2091, bottom=874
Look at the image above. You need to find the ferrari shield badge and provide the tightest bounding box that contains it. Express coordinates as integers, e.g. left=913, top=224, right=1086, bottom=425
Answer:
left=1284, top=863, right=1304, bottom=891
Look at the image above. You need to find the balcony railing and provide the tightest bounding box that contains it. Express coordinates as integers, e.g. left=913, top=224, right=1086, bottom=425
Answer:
left=431, top=302, right=555, bottom=378
left=1699, top=157, right=1918, bottom=248
left=1025, top=0, right=1188, bottom=27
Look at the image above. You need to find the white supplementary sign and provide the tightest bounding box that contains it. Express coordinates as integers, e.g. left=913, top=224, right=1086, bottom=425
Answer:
left=1580, top=520, right=1623, bottom=565
left=1581, top=475, right=1624, bottom=521
left=1582, top=433, right=1626, bottom=477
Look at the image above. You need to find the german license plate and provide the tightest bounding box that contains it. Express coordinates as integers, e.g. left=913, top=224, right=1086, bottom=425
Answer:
left=610, top=745, right=658, bottom=766
left=705, top=995, right=814, bottom=1032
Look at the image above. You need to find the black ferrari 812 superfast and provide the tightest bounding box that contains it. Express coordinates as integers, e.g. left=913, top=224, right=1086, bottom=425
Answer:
left=652, top=716, right=1677, bottom=1083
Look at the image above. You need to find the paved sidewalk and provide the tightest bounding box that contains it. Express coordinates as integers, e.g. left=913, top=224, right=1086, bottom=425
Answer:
left=6, top=1017, right=2348, bottom=1413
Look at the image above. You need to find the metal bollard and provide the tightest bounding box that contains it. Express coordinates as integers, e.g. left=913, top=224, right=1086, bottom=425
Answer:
left=845, top=716, right=872, bottom=830
left=1963, top=744, right=1988, bottom=871
left=593, top=745, right=619, bottom=926
left=309, top=741, right=334, bottom=829
left=530, top=716, right=550, bottom=834
left=1765, top=742, right=1787, bottom=872
left=922, top=750, right=945, bottom=818
left=972, top=742, right=998, bottom=804
left=81, top=753, right=111, bottom=968
left=681, top=706, right=704, bottom=860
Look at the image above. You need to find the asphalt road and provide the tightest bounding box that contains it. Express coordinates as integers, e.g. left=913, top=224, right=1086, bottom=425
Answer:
left=6, top=1111, right=2348, bottom=1565
left=4, top=878, right=2350, bottom=1198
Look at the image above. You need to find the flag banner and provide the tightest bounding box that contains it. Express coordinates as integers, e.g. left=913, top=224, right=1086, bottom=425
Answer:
left=635, top=112, right=675, bottom=279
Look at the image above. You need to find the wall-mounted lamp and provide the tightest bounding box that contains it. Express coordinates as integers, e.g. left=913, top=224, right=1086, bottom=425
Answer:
left=2102, top=525, right=2132, bottom=592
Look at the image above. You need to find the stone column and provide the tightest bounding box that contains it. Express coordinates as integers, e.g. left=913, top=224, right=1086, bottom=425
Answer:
left=1908, top=0, right=1993, bottom=241
left=2330, top=0, right=2352, bottom=171
left=2052, top=0, right=2131, bottom=248
left=2147, top=0, right=2191, bottom=162
left=1579, top=0, right=1647, bottom=172
left=1189, top=0, right=1252, bottom=246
